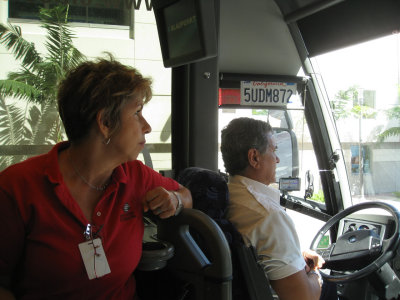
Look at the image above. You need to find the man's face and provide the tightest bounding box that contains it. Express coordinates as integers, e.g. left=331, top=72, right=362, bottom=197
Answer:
left=258, top=132, right=280, bottom=185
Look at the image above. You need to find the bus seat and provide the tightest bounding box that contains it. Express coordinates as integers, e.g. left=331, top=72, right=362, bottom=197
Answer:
left=177, top=167, right=275, bottom=300
left=136, top=208, right=232, bottom=300
left=161, top=208, right=233, bottom=300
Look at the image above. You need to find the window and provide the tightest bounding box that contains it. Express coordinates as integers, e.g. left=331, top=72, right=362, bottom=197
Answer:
left=312, top=33, right=400, bottom=202
left=218, top=91, right=323, bottom=204
left=8, top=0, right=142, bottom=25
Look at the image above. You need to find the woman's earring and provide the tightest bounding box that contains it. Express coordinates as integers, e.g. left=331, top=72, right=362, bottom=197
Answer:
left=103, top=137, right=111, bottom=145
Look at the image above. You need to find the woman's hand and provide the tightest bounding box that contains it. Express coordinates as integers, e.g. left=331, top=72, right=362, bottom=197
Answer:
left=143, top=185, right=192, bottom=219
left=143, top=187, right=177, bottom=218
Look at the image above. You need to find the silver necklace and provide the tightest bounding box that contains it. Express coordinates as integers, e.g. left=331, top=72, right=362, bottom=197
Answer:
left=68, top=151, right=110, bottom=191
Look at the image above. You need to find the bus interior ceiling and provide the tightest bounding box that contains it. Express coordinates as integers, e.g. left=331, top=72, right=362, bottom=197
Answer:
left=171, top=0, right=400, bottom=176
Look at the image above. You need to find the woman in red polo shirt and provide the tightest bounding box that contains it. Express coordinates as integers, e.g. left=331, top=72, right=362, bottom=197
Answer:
left=0, top=57, right=192, bottom=299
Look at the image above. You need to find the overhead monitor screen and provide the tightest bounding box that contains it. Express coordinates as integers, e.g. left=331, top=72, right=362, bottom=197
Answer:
left=153, top=0, right=217, bottom=67
left=163, top=0, right=202, bottom=61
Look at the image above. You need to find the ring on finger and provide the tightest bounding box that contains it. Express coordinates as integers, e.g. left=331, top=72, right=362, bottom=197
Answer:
left=154, top=207, right=162, bottom=214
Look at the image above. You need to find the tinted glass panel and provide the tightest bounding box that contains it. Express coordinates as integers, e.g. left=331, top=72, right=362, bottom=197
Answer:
left=9, top=0, right=131, bottom=25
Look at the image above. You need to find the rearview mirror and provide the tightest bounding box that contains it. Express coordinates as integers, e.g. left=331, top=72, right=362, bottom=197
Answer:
left=275, top=129, right=299, bottom=181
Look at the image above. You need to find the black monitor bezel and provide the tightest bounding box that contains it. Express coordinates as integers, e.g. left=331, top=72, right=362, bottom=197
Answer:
left=153, top=0, right=217, bottom=68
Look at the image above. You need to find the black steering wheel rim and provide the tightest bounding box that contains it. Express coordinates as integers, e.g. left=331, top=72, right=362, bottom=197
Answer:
left=310, top=201, right=400, bottom=283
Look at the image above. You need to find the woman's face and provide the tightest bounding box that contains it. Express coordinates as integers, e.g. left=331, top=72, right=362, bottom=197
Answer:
left=109, top=98, right=151, bottom=163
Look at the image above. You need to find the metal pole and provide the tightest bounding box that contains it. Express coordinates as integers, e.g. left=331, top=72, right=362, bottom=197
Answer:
left=358, top=89, right=364, bottom=197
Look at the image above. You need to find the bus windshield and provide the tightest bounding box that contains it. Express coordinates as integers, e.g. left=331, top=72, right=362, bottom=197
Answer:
left=311, top=33, right=400, bottom=205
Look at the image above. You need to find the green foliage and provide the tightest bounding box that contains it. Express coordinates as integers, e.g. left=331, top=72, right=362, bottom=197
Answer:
left=253, top=109, right=269, bottom=116
left=0, top=97, right=61, bottom=169
left=330, top=86, right=358, bottom=120
left=378, top=92, right=400, bottom=142
left=0, top=79, right=41, bottom=102
left=332, top=85, right=400, bottom=142
left=331, top=86, right=377, bottom=120
left=0, top=96, right=26, bottom=169
left=0, top=5, right=85, bottom=105
left=350, top=105, right=377, bottom=119
left=378, top=127, right=400, bottom=142
left=23, top=101, right=60, bottom=145
left=0, top=5, right=86, bottom=169
left=385, top=106, right=400, bottom=119
left=0, top=96, right=25, bottom=145
left=0, top=23, right=42, bottom=70
left=310, top=190, right=325, bottom=203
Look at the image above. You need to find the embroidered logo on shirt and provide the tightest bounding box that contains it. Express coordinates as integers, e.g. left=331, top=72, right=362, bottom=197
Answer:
left=120, top=202, right=136, bottom=221
left=123, top=203, right=130, bottom=212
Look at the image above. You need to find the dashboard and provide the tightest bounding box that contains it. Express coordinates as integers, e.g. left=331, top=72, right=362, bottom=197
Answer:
left=324, top=213, right=400, bottom=299
left=316, top=213, right=396, bottom=269
left=341, top=218, right=387, bottom=240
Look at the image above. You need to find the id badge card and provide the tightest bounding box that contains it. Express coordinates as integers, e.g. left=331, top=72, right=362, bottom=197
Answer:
left=78, top=238, right=111, bottom=280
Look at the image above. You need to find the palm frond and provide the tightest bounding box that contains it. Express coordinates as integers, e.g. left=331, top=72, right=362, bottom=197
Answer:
left=35, top=102, right=59, bottom=145
left=0, top=97, right=25, bottom=144
left=0, top=97, right=30, bottom=169
left=385, top=106, right=400, bottom=119
left=378, top=127, right=400, bottom=142
left=0, top=4, right=79, bottom=160
left=39, top=5, right=85, bottom=74
left=66, top=47, right=86, bottom=69
left=6, top=65, right=59, bottom=104
left=32, top=61, right=60, bottom=102
left=22, top=104, right=40, bottom=143
left=0, top=79, right=42, bottom=103
left=0, top=152, right=21, bottom=171
left=0, top=158, right=13, bottom=171
left=27, top=101, right=60, bottom=145
left=44, top=115, right=63, bottom=144
left=0, top=23, right=42, bottom=70
left=7, top=68, right=39, bottom=85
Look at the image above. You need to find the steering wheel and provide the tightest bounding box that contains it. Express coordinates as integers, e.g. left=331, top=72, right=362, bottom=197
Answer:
left=310, top=202, right=400, bottom=283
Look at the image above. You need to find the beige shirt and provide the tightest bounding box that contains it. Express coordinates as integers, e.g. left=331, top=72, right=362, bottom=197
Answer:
left=227, top=175, right=306, bottom=280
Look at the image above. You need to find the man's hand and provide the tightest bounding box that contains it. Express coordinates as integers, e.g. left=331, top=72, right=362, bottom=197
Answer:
left=303, top=249, right=325, bottom=272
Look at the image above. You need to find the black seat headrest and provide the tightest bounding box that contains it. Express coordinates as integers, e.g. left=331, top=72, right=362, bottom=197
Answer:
left=177, top=167, right=229, bottom=221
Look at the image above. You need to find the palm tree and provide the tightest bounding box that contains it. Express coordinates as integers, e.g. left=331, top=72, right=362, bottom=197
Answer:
left=331, top=86, right=377, bottom=120
left=378, top=86, right=400, bottom=142
left=330, top=87, right=356, bottom=120
left=378, top=106, right=400, bottom=142
left=0, top=5, right=86, bottom=169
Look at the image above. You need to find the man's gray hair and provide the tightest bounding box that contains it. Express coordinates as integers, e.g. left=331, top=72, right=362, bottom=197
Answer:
left=221, top=117, right=272, bottom=176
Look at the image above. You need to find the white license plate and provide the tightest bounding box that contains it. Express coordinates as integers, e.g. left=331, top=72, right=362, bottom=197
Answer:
left=240, top=81, right=297, bottom=106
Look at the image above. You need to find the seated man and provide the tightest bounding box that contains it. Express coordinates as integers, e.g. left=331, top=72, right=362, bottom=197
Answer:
left=221, top=117, right=328, bottom=300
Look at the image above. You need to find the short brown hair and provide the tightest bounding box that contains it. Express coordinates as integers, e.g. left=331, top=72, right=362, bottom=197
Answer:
left=58, top=57, right=152, bottom=142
